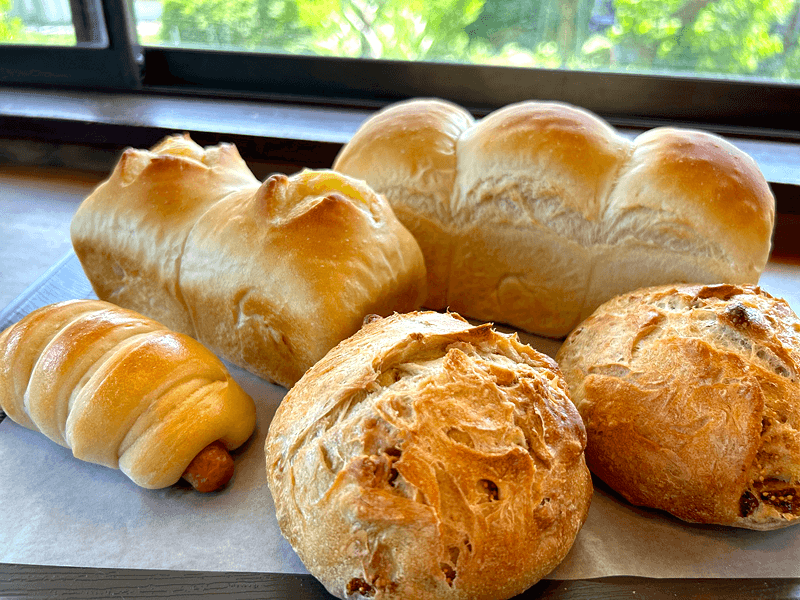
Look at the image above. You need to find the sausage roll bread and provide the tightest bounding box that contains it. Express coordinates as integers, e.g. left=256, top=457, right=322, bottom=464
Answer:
left=71, top=134, right=427, bottom=388
left=266, top=311, right=592, bottom=599
left=556, top=283, right=800, bottom=530
left=334, top=99, right=775, bottom=338
left=0, top=299, right=256, bottom=492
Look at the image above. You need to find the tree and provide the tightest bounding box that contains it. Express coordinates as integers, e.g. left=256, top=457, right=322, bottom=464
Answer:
left=290, top=0, right=484, bottom=60
left=160, top=0, right=483, bottom=60
left=156, top=0, right=800, bottom=78
left=608, top=0, right=796, bottom=76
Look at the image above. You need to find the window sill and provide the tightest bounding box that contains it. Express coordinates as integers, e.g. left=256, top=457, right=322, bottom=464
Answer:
left=1, top=84, right=799, bottom=190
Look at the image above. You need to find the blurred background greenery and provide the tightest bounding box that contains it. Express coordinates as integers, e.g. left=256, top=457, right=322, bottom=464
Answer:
left=3, top=0, right=800, bottom=80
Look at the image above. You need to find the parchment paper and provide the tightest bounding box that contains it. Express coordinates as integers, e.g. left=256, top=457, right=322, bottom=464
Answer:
left=2, top=253, right=800, bottom=579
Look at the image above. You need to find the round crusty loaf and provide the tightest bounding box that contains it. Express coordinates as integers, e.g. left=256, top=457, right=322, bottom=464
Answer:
left=333, top=99, right=775, bottom=338
left=266, top=310, right=592, bottom=600
left=556, top=283, right=800, bottom=530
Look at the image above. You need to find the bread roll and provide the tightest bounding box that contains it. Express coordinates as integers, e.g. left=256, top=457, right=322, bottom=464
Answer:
left=0, top=299, right=256, bottom=490
left=266, top=311, right=591, bottom=599
left=71, top=135, right=427, bottom=388
left=556, top=283, right=800, bottom=530
left=334, top=99, right=775, bottom=338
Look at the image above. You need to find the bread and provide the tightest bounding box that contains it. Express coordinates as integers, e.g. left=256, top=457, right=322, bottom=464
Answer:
left=0, top=299, right=256, bottom=491
left=333, top=99, right=776, bottom=338
left=71, top=134, right=427, bottom=388
left=266, top=311, right=592, bottom=599
left=556, top=283, right=800, bottom=530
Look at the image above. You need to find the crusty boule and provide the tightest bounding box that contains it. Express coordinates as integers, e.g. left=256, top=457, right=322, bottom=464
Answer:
left=556, top=283, right=800, bottom=530
left=266, top=310, right=592, bottom=599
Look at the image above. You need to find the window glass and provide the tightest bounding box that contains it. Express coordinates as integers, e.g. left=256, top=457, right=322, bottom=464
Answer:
left=1, top=0, right=77, bottom=45
left=133, top=0, right=800, bottom=83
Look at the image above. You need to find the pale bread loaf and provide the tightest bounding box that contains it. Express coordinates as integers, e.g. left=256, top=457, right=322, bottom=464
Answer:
left=71, top=135, right=427, bottom=388
left=556, top=283, right=800, bottom=529
left=266, top=310, right=592, bottom=599
left=334, top=99, right=775, bottom=338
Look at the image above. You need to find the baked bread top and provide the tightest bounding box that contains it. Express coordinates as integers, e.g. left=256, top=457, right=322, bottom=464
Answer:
left=266, top=310, right=592, bottom=599
left=556, top=283, right=800, bottom=530
left=334, top=99, right=775, bottom=338
left=71, top=134, right=261, bottom=335
left=179, top=169, right=428, bottom=387
left=71, top=135, right=427, bottom=387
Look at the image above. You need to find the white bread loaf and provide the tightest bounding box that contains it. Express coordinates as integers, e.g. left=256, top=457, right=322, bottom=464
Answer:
left=0, top=299, right=256, bottom=491
left=71, top=134, right=427, bottom=388
left=556, top=283, right=800, bottom=530
left=334, top=99, right=776, bottom=338
left=266, top=311, right=592, bottom=599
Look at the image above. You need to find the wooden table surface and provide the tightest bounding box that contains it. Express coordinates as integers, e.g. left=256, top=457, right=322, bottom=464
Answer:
left=3, top=165, right=800, bottom=599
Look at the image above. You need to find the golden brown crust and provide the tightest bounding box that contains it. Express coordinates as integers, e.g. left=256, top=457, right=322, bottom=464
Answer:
left=70, top=134, right=261, bottom=335
left=556, top=284, right=800, bottom=529
left=334, top=99, right=474, bottom=309
left=180, top=169, right=427, bottom=387
left=71, top=135, right=427, bottom=388
left=333, top=100, right=775, bottom=338
left=266, top=311, right=592, bottom=599
left=0, top=300, right=256, bottom=490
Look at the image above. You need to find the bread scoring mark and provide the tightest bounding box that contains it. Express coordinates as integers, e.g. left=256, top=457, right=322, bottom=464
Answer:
left=375, top=366, right=403, bottom=388
left=639, top=287, right=800, bottom=385
left=336, top=390, right=369, bottom=427
left=629, top=310, right=665, bottom=360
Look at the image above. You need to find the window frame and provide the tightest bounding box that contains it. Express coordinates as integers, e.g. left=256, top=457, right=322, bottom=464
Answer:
left=1, top=0, right=799, bottom=139
left=0, top=0, right=141, bottom=89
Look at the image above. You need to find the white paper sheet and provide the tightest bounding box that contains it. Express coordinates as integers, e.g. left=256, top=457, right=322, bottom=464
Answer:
left=2, top=254, right=800, bottom=579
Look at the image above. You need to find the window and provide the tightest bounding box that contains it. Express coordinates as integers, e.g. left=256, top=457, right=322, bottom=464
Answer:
left=133, top=0, right=800, bottom=84
left=2, top=0, right=77, bottom=45
left=1, top=0, right=799, bottom=135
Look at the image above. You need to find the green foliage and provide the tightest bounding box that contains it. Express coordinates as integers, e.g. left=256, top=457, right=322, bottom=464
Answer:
left=154, top=0, right=800, bottom=79
left=290, top=0, right=483, bottom=59
left=609, top=0, right=796, bottom=76
left=160, top=0, right=257, bottom=48
left=0, top=0, right=24, bottom=42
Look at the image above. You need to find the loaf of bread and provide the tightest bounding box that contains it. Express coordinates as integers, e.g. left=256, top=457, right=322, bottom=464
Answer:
left=266, top=311, right=592, bottom=599
left=556, top=283, right=800, bottom=530
left=333, top=99, right=776, bottom=338
left=71, top=134, right=427, bottom=388
left=0, top=299, right=256, bottom=491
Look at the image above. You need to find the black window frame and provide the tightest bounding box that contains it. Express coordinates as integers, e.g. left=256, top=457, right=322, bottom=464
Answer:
left=1, top=0, right=799, bottom=140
